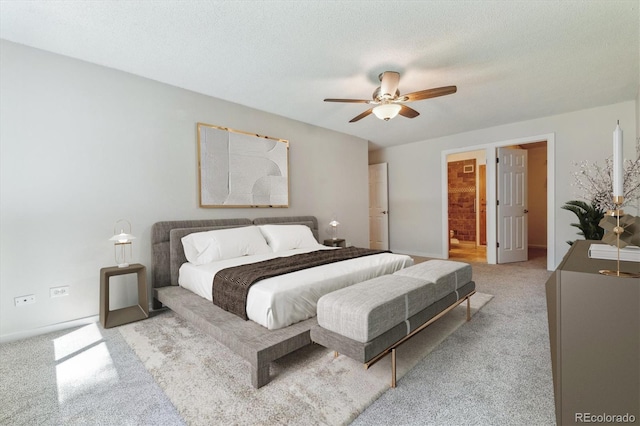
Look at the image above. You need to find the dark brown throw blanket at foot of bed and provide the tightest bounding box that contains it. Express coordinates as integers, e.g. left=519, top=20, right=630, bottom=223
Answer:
left=213, top=247, right=389, bottom=320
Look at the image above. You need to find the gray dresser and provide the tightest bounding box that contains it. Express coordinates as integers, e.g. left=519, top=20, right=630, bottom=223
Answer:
left=546, top=240, right=639, bottom=425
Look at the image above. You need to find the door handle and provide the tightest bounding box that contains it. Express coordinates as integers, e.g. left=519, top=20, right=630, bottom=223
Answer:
left=524, top=209, right=529, bottom=214
left=382, top=211, right=388, bottom=214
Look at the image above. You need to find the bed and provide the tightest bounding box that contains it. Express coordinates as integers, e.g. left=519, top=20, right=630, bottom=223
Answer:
left=151, top=216, right=413, bottom=388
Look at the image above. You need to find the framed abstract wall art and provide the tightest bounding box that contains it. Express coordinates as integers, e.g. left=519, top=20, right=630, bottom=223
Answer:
left=197, top=123, right=289, bottom=208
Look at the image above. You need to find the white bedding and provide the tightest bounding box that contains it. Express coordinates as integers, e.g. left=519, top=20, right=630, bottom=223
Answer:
left=178, top=246, right=414, bottom=330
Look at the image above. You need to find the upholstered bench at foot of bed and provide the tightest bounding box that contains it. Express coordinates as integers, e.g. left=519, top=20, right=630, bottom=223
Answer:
left=310, top=260, right=475, bottom=387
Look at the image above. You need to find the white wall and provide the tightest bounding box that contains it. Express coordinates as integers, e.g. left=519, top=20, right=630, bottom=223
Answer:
left=370, top=101, right=638, bottom=268
left=0, top=40, right=370, bottom=340
left=447, top=150, right=486, bottom=164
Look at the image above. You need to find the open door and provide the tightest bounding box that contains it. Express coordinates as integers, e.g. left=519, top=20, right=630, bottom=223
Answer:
left=369, top=163, right=389, bottom=250
left=497, top=147, right=528, bottom=263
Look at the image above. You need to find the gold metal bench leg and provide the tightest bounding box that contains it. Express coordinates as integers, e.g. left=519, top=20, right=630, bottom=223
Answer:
left=391, top=348, right=397, bottom=388
left=358, top=290, right=476, bottom=389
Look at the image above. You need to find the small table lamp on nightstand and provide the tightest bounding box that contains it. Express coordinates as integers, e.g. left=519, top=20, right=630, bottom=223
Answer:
left=109, top=219, right=136, bottom=268
left=327, top=218, right=344, bottom=247
left=100, top=219, right=148, bottom=328
left=329, top=219, right=340, bottom=240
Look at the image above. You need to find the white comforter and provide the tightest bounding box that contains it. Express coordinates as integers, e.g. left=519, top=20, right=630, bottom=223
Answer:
left=178, top=246, right=413, bottom=330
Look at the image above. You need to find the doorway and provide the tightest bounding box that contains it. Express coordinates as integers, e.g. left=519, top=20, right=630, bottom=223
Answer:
left=447, top=151, right=487, bottom=262
left=442, top=137, right=553, bottom=269
left=369, top=163, right=389, bottom=250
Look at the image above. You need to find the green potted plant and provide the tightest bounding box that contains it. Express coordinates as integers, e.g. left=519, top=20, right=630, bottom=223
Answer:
left=561, top=200, right=605, bottom=245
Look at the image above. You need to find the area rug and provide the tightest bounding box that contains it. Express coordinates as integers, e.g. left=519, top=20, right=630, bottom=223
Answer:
left=119, top=292, right=493, bottom=425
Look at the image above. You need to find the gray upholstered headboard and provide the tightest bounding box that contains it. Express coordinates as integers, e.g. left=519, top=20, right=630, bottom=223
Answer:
left=252, top=216, right=319, bottom=240
left=151, top=216, right=320, bottom=289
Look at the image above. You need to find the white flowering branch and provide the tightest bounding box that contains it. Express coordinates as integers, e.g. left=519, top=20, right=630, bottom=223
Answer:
left=570, top=137, right=640, bottom=211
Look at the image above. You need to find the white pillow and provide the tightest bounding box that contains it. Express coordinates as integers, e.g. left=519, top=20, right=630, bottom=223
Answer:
left=182, top=226, right=271, bottom=265
left=258, top=224, right=321, bottom=252
left=181, top=231, right=217, bottom=265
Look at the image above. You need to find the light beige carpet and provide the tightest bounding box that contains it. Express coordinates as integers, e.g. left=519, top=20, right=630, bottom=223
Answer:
left=119, top=292, right=492, bottom=426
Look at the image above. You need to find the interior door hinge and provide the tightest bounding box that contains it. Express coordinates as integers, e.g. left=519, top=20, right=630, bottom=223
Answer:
left=496, top=157, right=500, bottom=163
left=497, top=200, right=500, bottom=206
left=497, top=242, right=500, bottom=248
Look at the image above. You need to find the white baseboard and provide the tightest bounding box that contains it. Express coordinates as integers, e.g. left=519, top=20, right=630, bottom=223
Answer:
left=0, top=315, right=100, bottom=344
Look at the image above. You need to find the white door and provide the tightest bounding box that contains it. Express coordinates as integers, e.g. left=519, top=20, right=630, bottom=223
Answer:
left=497, top=147, right=528, bottom=263
left=369, top=163, right=389, bottom=250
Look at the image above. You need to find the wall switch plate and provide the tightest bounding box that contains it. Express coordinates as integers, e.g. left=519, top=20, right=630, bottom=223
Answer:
left=15, top=295, right=36, bottom=306
left=50, top=286, right=70, bottom=298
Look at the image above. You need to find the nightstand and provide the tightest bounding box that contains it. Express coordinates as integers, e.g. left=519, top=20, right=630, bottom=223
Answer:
left=323, top=238, right=346, bottom=248
left=100, top=263, right=149, bottom=328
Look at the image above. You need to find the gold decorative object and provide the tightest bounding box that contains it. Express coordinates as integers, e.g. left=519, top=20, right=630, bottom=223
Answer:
left=599, top=214, right=639, bottom=248
left=598, top=196, right=640, bottom=278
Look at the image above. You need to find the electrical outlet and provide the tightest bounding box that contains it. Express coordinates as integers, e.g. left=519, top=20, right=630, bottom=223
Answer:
left=50, top=286, right=70, bottom=298
left=15, top=295, right=36, bottom=306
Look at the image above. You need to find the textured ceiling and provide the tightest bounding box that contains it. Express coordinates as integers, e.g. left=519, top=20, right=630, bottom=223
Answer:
left=1, top=1, right=638, bottom=150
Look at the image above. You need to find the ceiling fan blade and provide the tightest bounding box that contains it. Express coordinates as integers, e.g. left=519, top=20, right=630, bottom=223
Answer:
left=379, top=71, right=400, bottom=98
left=349, top=108, right=373, bottom=123
left=398, top=105, right=420, bottom=119
left=400, top=85, right=457, bottom=102
left=324, top=98, right=372, bottom=104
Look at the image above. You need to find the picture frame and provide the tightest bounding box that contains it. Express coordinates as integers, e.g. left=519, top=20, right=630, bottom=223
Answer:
left=197, top=123, right=289, bottom=208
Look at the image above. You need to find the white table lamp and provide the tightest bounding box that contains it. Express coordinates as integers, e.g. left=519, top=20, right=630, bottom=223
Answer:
left=329, top=219, right=340, bottom=240
left=109, top=219, right=136, bottom=268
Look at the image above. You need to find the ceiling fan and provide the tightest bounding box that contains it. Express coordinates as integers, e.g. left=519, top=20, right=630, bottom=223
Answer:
left=324, top=71, right=457, bottom=122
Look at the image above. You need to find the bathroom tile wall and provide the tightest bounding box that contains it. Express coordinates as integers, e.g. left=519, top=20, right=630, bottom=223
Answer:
left=447, top=159, right=476, bottom=243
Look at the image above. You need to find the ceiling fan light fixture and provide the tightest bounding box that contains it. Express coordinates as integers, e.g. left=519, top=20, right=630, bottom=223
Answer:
left=324, top=71, right=456, bottom=123
left=372, top=104, right=402, bottom=121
